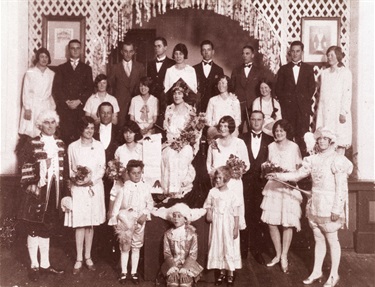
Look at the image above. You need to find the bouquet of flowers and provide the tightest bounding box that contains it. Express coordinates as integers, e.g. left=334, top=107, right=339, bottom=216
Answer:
left=169, top=112, right=207, bottom=152
left=106, top=159, right=126, bottom=181
left=261, top=161, right=288, bottom=178
left=74, top=165, right=91, bottom=181
left=226, top=154, right=247, bottom=179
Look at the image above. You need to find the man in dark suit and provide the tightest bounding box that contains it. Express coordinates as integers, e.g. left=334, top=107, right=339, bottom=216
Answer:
left=93, top=102, right=119, bottom=262
left=275, top=40, right=316, bottom=155
left=231, top=45, right=263, bottom=133
left=53, top=39, right=94, bottom=144
left=108, top=41, right=145, bottom=127
left=240, top=110, right=274, bottom=263
left=193, top=40, right=224, bottom=112
left=147, top=37, right=175, bottom=130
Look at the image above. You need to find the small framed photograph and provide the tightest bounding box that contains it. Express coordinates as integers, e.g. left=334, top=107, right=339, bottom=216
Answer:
left=42, top=15, right=86, bottom=66
left=301, top=17, right=340, bottom=65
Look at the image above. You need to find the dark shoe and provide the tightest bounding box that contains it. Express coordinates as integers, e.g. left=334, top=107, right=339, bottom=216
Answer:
left=118, top=273, right=127, bottom=284
left=130, top=273, right=139, bottom=285
left=72, top=260, right=82, bottom=275
left=253, top=252, right=266, bottom=265
left=40, top=266, right=65, bottom=275
left=85, top=258, right=96, bottom=271
left=215, top=273, right=226, bottom=286
left=28, top=267, right=39, bottom=282
left=227, top=275, right=234, bottom=287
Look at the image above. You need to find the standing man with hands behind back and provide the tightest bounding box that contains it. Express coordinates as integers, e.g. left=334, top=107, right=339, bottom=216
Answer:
left=53, top=39, right=94, bottom=145
left=275, top=41, right=316, bottom=156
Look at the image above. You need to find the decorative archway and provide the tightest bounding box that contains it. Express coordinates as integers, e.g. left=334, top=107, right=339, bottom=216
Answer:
left=96, top=0, right=281, bottom=78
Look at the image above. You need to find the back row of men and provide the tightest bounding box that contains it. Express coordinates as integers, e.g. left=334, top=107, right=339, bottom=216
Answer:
left=53, top=37, right=315, bottom=153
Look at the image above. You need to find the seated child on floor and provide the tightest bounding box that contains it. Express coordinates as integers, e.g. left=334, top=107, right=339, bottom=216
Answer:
left=109, top=160, right=154, bottom=284
left=153, top=203, right=206, bottom=287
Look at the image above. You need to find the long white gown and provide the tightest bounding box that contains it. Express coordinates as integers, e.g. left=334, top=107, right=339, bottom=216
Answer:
left=204, top=187, right=242, bottom=271
left=18, top=67, right=56, bottom=137
left=316, top=66, right=352, bottom=148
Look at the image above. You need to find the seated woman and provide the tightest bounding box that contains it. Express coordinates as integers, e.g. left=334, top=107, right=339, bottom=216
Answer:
left=129, top=76, right=159, bottom=136
left=164, top=43, right=197, bottom=106
left=159, top=79, right=205, bottom=207
left=84, top=74, right=119, bottom=125
left=205, top=75, right=241, bottom=139
left=252, top=79, right=281, bottom=136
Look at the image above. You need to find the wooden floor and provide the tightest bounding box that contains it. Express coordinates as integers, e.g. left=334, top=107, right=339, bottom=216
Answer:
left=1, top=236, right=374, bottom=287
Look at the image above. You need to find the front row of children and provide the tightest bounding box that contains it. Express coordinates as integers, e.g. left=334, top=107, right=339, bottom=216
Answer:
left=108, top=160, right=240, bottom=286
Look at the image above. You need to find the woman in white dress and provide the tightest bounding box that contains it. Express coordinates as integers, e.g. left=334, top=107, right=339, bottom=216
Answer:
left=161, top=81, right=197, bottom=199
left=206, top=116, right=250, bottom=231
left=316, top=46, right=352, bottom=154
left=164, top=43, right=197, bottom=95
left=129, top=76, right=158, bottom=136
left=206, top=75, right=241, bottom=138
left=252, top=79, right=282, bottom=136
left=84, top=74, right=119, bottom=125
left=19, top=48, right=56, bottom=138
left=67, top=116, right=106, bottom=274
left=260, top=119, right=302, bottom=273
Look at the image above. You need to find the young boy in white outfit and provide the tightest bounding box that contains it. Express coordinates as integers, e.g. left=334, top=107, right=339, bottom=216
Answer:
left=109, top=160, right=154, bottom=284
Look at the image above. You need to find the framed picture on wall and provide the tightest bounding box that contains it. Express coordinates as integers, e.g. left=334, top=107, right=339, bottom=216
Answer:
left=301, top=17, right=340, bottom=65
left=42, top=15, right=85, bottom=66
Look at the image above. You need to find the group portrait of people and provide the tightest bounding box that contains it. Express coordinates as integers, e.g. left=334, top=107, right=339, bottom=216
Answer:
left=16, top=35, right=353, bottom=287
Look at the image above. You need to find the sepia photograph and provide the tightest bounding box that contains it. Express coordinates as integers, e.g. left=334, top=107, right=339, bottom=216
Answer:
left=1, top=1, right=374, bottom=286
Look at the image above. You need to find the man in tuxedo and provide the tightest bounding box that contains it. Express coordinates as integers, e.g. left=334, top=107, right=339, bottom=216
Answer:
left=231, top=45, right=263, bottom=133
left=53, top=39, right=94, bottom=144
left=147, top=37, right=175, bottom=114
left=193, top=40, right=224, bottom=112
left=93, top=102, right=119, bottom=262
left=275, top=41, right=316, bottom=155
left=108, top=41, right=145, bottom=127
left=240, top=110, right=274, bottom=263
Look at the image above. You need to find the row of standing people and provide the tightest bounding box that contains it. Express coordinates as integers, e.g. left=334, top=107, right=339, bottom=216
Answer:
left=18, top=38, right=352, bottom=157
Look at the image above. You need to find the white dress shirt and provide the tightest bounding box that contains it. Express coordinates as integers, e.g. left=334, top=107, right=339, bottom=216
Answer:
left=99, top=123, right=112, bottom=150
left=202, top=60, right=212, bottom=78
left=251, top=131, right=262, bottom=158
left=292, top=61, right=301, bottom=84
left=156, top=56, right=166, bottom=72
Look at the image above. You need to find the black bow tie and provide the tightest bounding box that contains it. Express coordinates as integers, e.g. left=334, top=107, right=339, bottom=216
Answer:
left=244, top=63, right=252, bottom=68
left=252, top=132, right=262, bottom=138
left=293, top=62, right=301, bottom=67
left=156, top=59, right=165, bottom=63
left=203, top=61, right=212, bottom=66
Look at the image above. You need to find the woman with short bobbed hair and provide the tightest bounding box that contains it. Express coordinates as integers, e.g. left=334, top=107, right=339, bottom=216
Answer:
left=316, top=46, right=352, bottom=154
left=267, top=127, right=353, bottom=286
left=206, top=115, right=250, bottom=232
left=163, top=43, right=197, bottom=95
left=260, top=119, right=302, bottom=273
left=19, top=48, right=56, bottom=138
left=206, top=75, right=241, bottom=138
left=84, top=73, right=120, bottom=125
left=64, top=116, right=106, bottom=274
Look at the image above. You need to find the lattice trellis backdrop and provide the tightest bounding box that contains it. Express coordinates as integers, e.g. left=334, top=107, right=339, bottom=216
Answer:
left=28, top=0, right=351, bottom=130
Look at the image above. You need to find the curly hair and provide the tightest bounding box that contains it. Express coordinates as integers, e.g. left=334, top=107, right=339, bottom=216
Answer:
left=272, top=119, right=294, bottom=140
left=33, top=48, right=51, bottom=66
left=126, top=159, right=144, bottom=172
